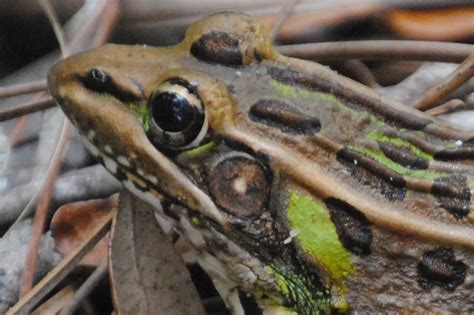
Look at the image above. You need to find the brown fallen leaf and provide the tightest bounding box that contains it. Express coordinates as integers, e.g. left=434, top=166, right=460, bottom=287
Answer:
left=109, top=190, right=205, bottom=314
left=51, top=195, right=118, bottom=266
left=388, top=7, right=474, bottom=41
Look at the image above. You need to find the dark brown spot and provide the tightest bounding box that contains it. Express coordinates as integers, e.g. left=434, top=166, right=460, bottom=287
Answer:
left=209, top=156, right=270, bottom=216
left=325, top=198, right=372, bottom=255
left=267, top=66, right=432, bottom=130
left=337, top=147, right=406, bottom=186
left=378, top=142, right=429, bottom=170
left=190, top=31, right=243, bottom=66
left=434, top=147, right=474, bottom=160
left=337, top=148, right=406, bottom=200
left=432, top=175, right=470, bottom=218
left=250, top=99, right=321, bottom=134
left=338, top=153, right=406, bottom=201
left=417, top=247, right=467, bottom=291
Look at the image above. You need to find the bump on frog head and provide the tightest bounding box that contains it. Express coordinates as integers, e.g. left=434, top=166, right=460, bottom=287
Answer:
left=183, top=11, right=277, bottom=66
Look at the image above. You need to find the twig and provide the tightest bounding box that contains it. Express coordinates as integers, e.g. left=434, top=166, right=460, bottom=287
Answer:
left=18, top=0, right=74, bottom=296
left=18, top=0, right=120, bottom=297
left=0, top=164, right=120, bottom=226
left=19, top=120, right=70, bottom=296
left=277, top=40, right=474, bottom=63
left=413, top=53, right=474, bottom=111
left=0, top=96, right=55, bottom=122
left=0, top=80, right=48, bottom=99
left=339, top=59, right=378, bottom=88
left=59, top=262, right=108, bottom=315
left=40, top=0, right=68, bottom=58
left=90, top=0, right=120, bottom=47
left=6, top=208, right=116, bottom=315
left=67, top=0, right=112, bottom=54
left=269, top=0, right=298, bottom=42
left=8, top=92, right=49, bottom=147
left=8, top=116, right=30, bottom=147
left=425, top=99, right=466, bottom=116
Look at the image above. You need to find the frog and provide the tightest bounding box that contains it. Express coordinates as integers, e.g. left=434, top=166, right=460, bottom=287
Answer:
left=48, top=12, right=474, bottom=314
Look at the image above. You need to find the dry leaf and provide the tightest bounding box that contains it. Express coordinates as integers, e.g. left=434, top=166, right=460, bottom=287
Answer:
left=388, top=8, right=474, bottom=41
left=51, top=195, right=118, bottom=266
left=109, top=190, right=205, bottom=314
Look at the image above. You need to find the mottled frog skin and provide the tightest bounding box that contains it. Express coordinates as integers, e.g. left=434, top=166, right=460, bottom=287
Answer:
left=48, top=12, right=474, bottom=314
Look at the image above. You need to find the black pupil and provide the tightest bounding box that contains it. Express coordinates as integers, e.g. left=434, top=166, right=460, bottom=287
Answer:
left=150, top=92, right=195, bottom=132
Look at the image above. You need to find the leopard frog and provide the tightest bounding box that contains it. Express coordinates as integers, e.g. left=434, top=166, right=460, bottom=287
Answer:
left=48, top=12, right=474, bottom=314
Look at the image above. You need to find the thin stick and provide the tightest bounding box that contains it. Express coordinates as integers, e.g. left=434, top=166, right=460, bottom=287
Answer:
left=425, top=99, right=466, bottom=116
left=18, top=0, right=119, bottom=298
left=67, top=0, right=110, bottom=53
left=269, top=0, right=299, bottom=42
left=8, top=93, right=49, bottom=147
left=6, top=208, right=116, bottom=315
left=90, top=0, right=120, bottom=47
left=39, top=0, right=68, bottom=57
left=19, top=120, right=70, bottom=296
left=18, top=0, right=72, bottom=293
left=59, top=262, right=108, bottom=315
left=0, top=80, right=48, bottom=99
left=0, top=96, right=55, bottom=122
left=340, top=59, right=378, bottom=88
left=413, top=53, right=474, bottom=111
left=9, top=116, right=30, bottom=147
left=277, top=40, right=474, bottom=63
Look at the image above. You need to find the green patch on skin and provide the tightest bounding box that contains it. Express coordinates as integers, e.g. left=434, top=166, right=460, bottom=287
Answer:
left=263, top=266, right=331, bottom=315
left=270, top=80, right=350, bottom=113
left=288, top=191, right=354, bottom=282
left=287, top=191, right=354, bottom=282
left=366, top=131, right=433, bottom=160
left=263, top=307, right=297, bottom=315
left=182, top=141, right=215, bottom=158
left=369, top=116, right=386, bottom=128
left=270, top=81, right=395, bottom=136
left=191, top=217, right=200, bottom=225
left=413, top=130, right=426, bottom=137
left=445, top=140, right=465, bottom=150
left=285, top=191, right=353, bottom=313
left=445, top=142, right=457, bottom=149
left=349, top=145, right=448, bottom=180
left=129, top=102, right=150, bottom=132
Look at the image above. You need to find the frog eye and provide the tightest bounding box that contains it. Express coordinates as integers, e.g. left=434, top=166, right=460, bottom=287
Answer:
left=148, top=78, right=207, bottom=149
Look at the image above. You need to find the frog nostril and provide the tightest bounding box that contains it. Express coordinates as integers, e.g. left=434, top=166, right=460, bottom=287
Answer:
left=78, top=68, right=140, bottom=103
left=82, top=68, right=112, bottom=91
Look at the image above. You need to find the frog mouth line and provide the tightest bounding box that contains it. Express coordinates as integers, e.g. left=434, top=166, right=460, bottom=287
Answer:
left=78, top=130, right=232, bottom=229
